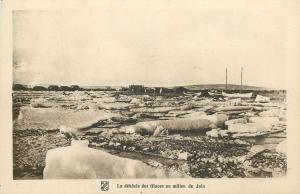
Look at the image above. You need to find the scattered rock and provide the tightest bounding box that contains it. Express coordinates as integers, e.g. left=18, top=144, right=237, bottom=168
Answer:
left=108, top=141, right=114, bottom=147
left=99, top=142, right=108, bottom=147
left=272, top=167, right=286, bottom=177
left=128, top=146, right=136, bottom=151
left=177, top=152, right=191, bottom=160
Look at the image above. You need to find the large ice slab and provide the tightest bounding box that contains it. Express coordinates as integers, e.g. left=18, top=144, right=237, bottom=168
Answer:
left=130, top=107, right=178, bottom=113
left=276, top=140, right=286, bottom=155
left=255, top=95, right=271, bottom=103
left=248, top=117, right=279, bottom=127
left=216, top=106, right=253, bottom=112
left=259, top=109, right=286, bottom=118
left=14, top=107, right=121, bottom=130
left=125, top=114, right=228, bottom=135
left=43, top=140, right=188, bottom=179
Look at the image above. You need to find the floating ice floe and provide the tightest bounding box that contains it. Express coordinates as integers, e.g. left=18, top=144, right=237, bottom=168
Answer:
left=259, top=109, right=286, bottom=118
left=93, top=96, right=116, bottom=103
left=43, top=140, right=189, bottom=179
left=245, top=145, right=267, bottom=160
left=68, top=91, right=92, bottom=101
left=225, top=117, right=279, bottom=134
left=179, top=103, right=197, bottom=111
left=216, top=106, right=253, bottom=112
left=165, top=110, right=195, bottom=117
left=206, top=128, right=219, bottom=138
left=124, top=114, right=228, bottom=135
left=255, top=95, right=271, bottom=103
left=228, top=123, right=271, bottom=134
left=30, top=98, right=56, bottom=108
left=98, top=102, right=131, bottom=110
left=225, top=118, right=247, bottom=126
left=206, top=128, right=229, bottom=138
left=76, top=103, right=100, bottom=110
left=160, top=149, right=191, bottom=160
left=130, top=107, right=178, bottom=113
left=130, top=98, right=142, bottom=104
left=276, top=140, right=286, bottom=155
left=180, top=111, right=207, bottom=118
left=203, top=114, right=229, bottom=127
left=14, top=107, right=121, bottom=130
left=227, top=118, right=285, bottom=138
left=225, top=98, right=242, bottom=106
left=248, top=117, right=279, bottom=127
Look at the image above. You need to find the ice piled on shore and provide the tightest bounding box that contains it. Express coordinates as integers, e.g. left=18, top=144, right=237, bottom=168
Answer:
left=248, top=117, right=279, bottom=127
left=124, top=114, right=228, bottom=135
left=181, top=111, right=207, bottom=118
left=259, top=109, right=286, bottom=118
left=216, top=106, right=253, bottom=112
left=255, top=95, right=271, bottom=103
left=43, top=140, right=188, bottom=179
left=276, top=140, right=286, bottom=155
left=98, top=102, right=131, bottom=110
left=30, top=98, right=56, bottom=108
left=225, top=118, right=247, bottom=126
left=130, top=107, right=178, bottom=113
left=14, top=107, right=121, bottom=130
left=228, top=123, right=271, bottom=134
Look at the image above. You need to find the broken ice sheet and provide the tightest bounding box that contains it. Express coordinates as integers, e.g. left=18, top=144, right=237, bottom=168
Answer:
left=43, top=140, right=189, bottom=179
left=14, top=107, right=121, bottom=130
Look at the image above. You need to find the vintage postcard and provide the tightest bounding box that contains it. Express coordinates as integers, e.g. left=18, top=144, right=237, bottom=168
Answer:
left=0, top=0, right=299, bottom=193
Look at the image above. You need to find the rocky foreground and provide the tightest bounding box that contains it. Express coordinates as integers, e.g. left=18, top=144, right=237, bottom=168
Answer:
left=13, top=129, right=286, bottom=179
left=13, top=91, right=287, bottom=179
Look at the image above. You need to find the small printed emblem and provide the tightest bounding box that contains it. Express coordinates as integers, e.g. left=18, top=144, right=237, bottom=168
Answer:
left=101, top=181, right=109, bottom=191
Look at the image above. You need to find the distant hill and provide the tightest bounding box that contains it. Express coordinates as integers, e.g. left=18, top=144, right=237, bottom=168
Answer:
left=182, top=84, right=273, bottom=91
left=81, top=86, right=122, bottom=90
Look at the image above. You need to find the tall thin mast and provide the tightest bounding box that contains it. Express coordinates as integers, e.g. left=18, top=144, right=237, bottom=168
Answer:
left=226, top=67, right=228, bottom=90
left=240, top=66, right=243, bottom=93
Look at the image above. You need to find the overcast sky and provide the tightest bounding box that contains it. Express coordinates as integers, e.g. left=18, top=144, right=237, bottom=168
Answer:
left=13, top=10, right=286, bottom=89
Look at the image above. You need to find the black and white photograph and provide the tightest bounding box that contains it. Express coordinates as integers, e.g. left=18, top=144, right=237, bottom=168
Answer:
left=0, top=0, right=299, bottom=193
left=12, top=9, right=288, bottom=180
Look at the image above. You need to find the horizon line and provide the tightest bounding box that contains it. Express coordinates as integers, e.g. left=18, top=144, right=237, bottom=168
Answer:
left=13, top=83, right=285, bottom=90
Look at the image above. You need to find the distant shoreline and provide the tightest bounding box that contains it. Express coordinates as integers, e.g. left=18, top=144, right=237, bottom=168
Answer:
left=12, top=83, right=285, bottom=92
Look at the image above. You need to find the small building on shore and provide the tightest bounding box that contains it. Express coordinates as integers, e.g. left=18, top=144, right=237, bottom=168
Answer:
left=129, top=85, right=145, bottom=93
